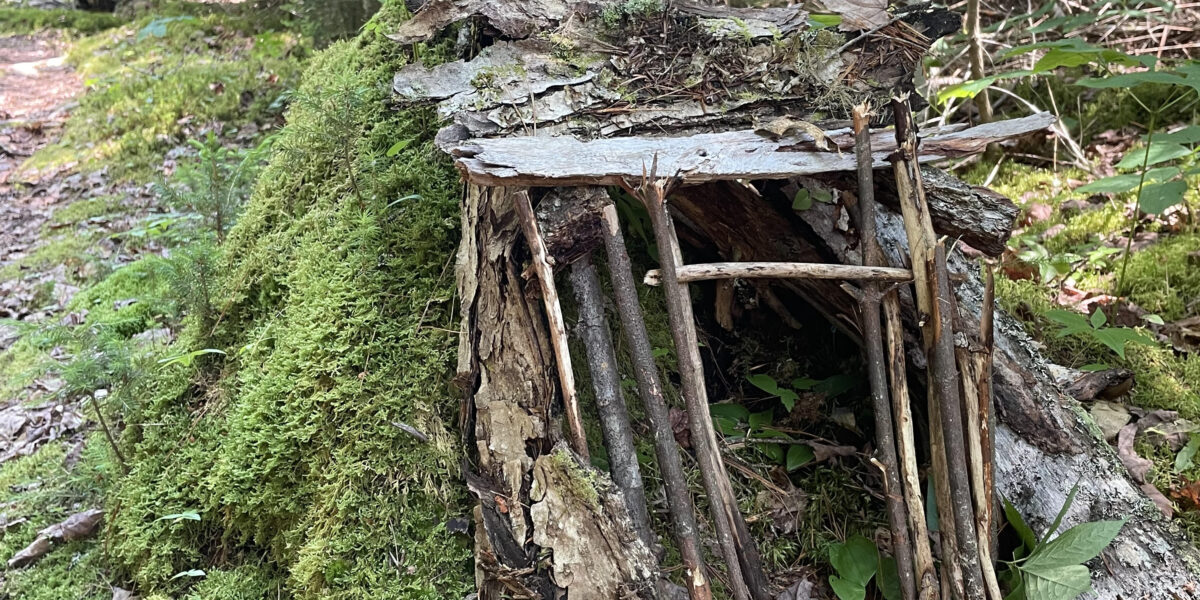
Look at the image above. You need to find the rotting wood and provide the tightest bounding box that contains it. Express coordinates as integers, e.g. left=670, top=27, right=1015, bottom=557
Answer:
left=643, top=262, right=912, bottom=285
left=637, top=171, right=769, bottom=600
left=600, top=200, right=713, bottom=600
left=852, top=103, right=917, bottom=600
left=394, top=1, right=962, bottom=144
left=804, top=165, right=1020, bottom=256
left=514, top=190, right=590, bottom=459
left=449, top=113, right=1056, bottom=188
left=890, top=96, right=985, bottom=600
left=568, top=255, right=656, bottom=550
left=458, top=185, right=661, bottom=599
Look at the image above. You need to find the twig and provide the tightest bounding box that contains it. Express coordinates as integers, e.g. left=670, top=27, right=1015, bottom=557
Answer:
left=959, top=263, right=1002, bottom=600
left=883, top=290, right=940, bottom=600
left=637, top=169, right=769, bottom=600
left=890, top=96, right=986, bottom=600
left=853, top=103, right=917, bottom=600
left=643, top=262, right=912, bottom=285
left=514, top=191, right=589, bottom=459
left=569, top=254, right=656, bottom=551
left=600, top=202, right=713, bottom=600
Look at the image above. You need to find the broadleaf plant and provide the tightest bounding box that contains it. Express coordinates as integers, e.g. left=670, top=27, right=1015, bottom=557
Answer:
left=1002, top=485, right=1125, bottom=600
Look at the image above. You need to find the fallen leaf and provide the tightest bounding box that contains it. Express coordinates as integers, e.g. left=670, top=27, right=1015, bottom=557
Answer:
left=1066, top=369, right=1134, bottom=402
left=112, top=587, right=138, bottom=600
left=1090, top=401, right=1131, bottom=443
left=1117, top=423, right=1153, bottom=483
left=670, top=407, right=691, bottom=449
left=776, top=578, right=815, bottom=600
left=814, top=0, right=890, bottom=30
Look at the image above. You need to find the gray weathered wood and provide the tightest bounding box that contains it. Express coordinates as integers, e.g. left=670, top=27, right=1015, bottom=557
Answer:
left=449, top=113, right=1055, bottom=187
left=643, top=262, right=912, bottom=286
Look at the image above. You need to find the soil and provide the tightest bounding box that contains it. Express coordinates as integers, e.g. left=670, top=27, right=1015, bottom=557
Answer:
left=1, top=32, right=81, bottom=320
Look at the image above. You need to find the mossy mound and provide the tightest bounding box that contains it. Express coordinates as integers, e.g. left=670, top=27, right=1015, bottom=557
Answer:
left=100, top=3, right=474, bottom=598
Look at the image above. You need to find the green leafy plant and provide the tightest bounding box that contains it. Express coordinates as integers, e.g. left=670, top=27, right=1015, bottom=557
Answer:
left=1043, top=307, right=1155, bottom=359
left=827, top=535, right=901, bottom=600
left=1002, top=485, right=1124, bottom=600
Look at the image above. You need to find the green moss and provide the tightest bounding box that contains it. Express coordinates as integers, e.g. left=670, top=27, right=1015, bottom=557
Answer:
left=0, top=437, right=115, bottom=600
left=23, top=12, right=308, bottom=183
left=100, top=3, right=474, bottom=598
left=996, top=276, right=1200, bottom=420
left=0, top=7, right=124, bottom=35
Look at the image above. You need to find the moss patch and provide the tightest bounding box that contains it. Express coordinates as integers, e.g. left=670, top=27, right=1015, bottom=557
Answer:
left=0, top=7, right=124, bottom=36
left=98, top=3, right=475, bottom=598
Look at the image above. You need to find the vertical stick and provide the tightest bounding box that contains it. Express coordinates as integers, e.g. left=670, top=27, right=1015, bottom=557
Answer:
left=963, top=265, right=1001, bottom=600
left=600, top=203, right=713, bottom=600
left=569, top=255, right=656, bottom=550
left=515, top=191, right=589, bottom=459
left=853, top=103, right=917, bottom=600
left=966, top=0, right=993, bottom=124
left=890, top=97, right=986, bottom=600
left=641, top=175, right=769, bottom=600
left=883, top=293, right=940, bottom=600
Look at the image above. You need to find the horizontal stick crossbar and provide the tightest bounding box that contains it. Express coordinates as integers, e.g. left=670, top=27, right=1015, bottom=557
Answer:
left=643, top=262, right=913, bottom=285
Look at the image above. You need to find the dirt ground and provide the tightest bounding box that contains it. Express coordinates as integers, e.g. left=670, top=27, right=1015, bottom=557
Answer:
left=1, top=33, right=81, bottom=318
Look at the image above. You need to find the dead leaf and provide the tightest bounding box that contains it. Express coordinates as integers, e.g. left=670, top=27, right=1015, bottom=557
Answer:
left=112, top=587, right=138, bottom=600
left=814, top=0, right=890, bottom=30
left=1143, top=482, right=1174, bottom=519
left=1117, top=423, right=1153, bottom=483
left=810, top=441, right=857, bottom=463
left=669, top=407, right=691, bottom=449
left=1067, top=369, right=1134, bottom=402
left=39, top=508, right=103, bottom=542
left=1023, top=203, right=1053, bottom=225
left=1090, top=401, right=1131, bottom=443
left=8, top=535, right=51, bottom=569
left=776, top=578, right=815, bottom=600
left=755, top=117, right=839, bottom=152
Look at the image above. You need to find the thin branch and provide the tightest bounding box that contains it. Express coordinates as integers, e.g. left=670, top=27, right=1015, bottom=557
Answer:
left=514, top=191, right=589, bottom=459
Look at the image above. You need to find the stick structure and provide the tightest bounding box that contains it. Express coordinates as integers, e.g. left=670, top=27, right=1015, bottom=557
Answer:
left=514, top=191, right=589, bottom=459
left=569, top=255, right=656, bottom=550
left=957, top=265, right=1002, bottom=600
left=643, top=262, right=912, bottom=285
left=889, top=96, right=986, bottom=600
left=599, top=202, right=713, bottom=600
left=852, top=103, right=917, bottom=600
left=637, top=171, right=770, bottom=600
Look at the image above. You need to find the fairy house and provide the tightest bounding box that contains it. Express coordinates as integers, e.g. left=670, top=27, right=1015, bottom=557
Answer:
left=389, top=1, right=1200, bottom=599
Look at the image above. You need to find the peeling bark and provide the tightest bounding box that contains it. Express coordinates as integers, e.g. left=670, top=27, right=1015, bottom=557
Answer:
left=456, top=184, right=658, bottom=597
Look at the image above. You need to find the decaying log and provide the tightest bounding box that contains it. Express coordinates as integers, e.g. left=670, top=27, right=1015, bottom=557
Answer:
left=394, top=0, right=962, bottom=144
left=449, top=114, right=1056, bottom=188
left=643, top=262, right=911, bottom=286
left=456, top=185, right=657, bottom=598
